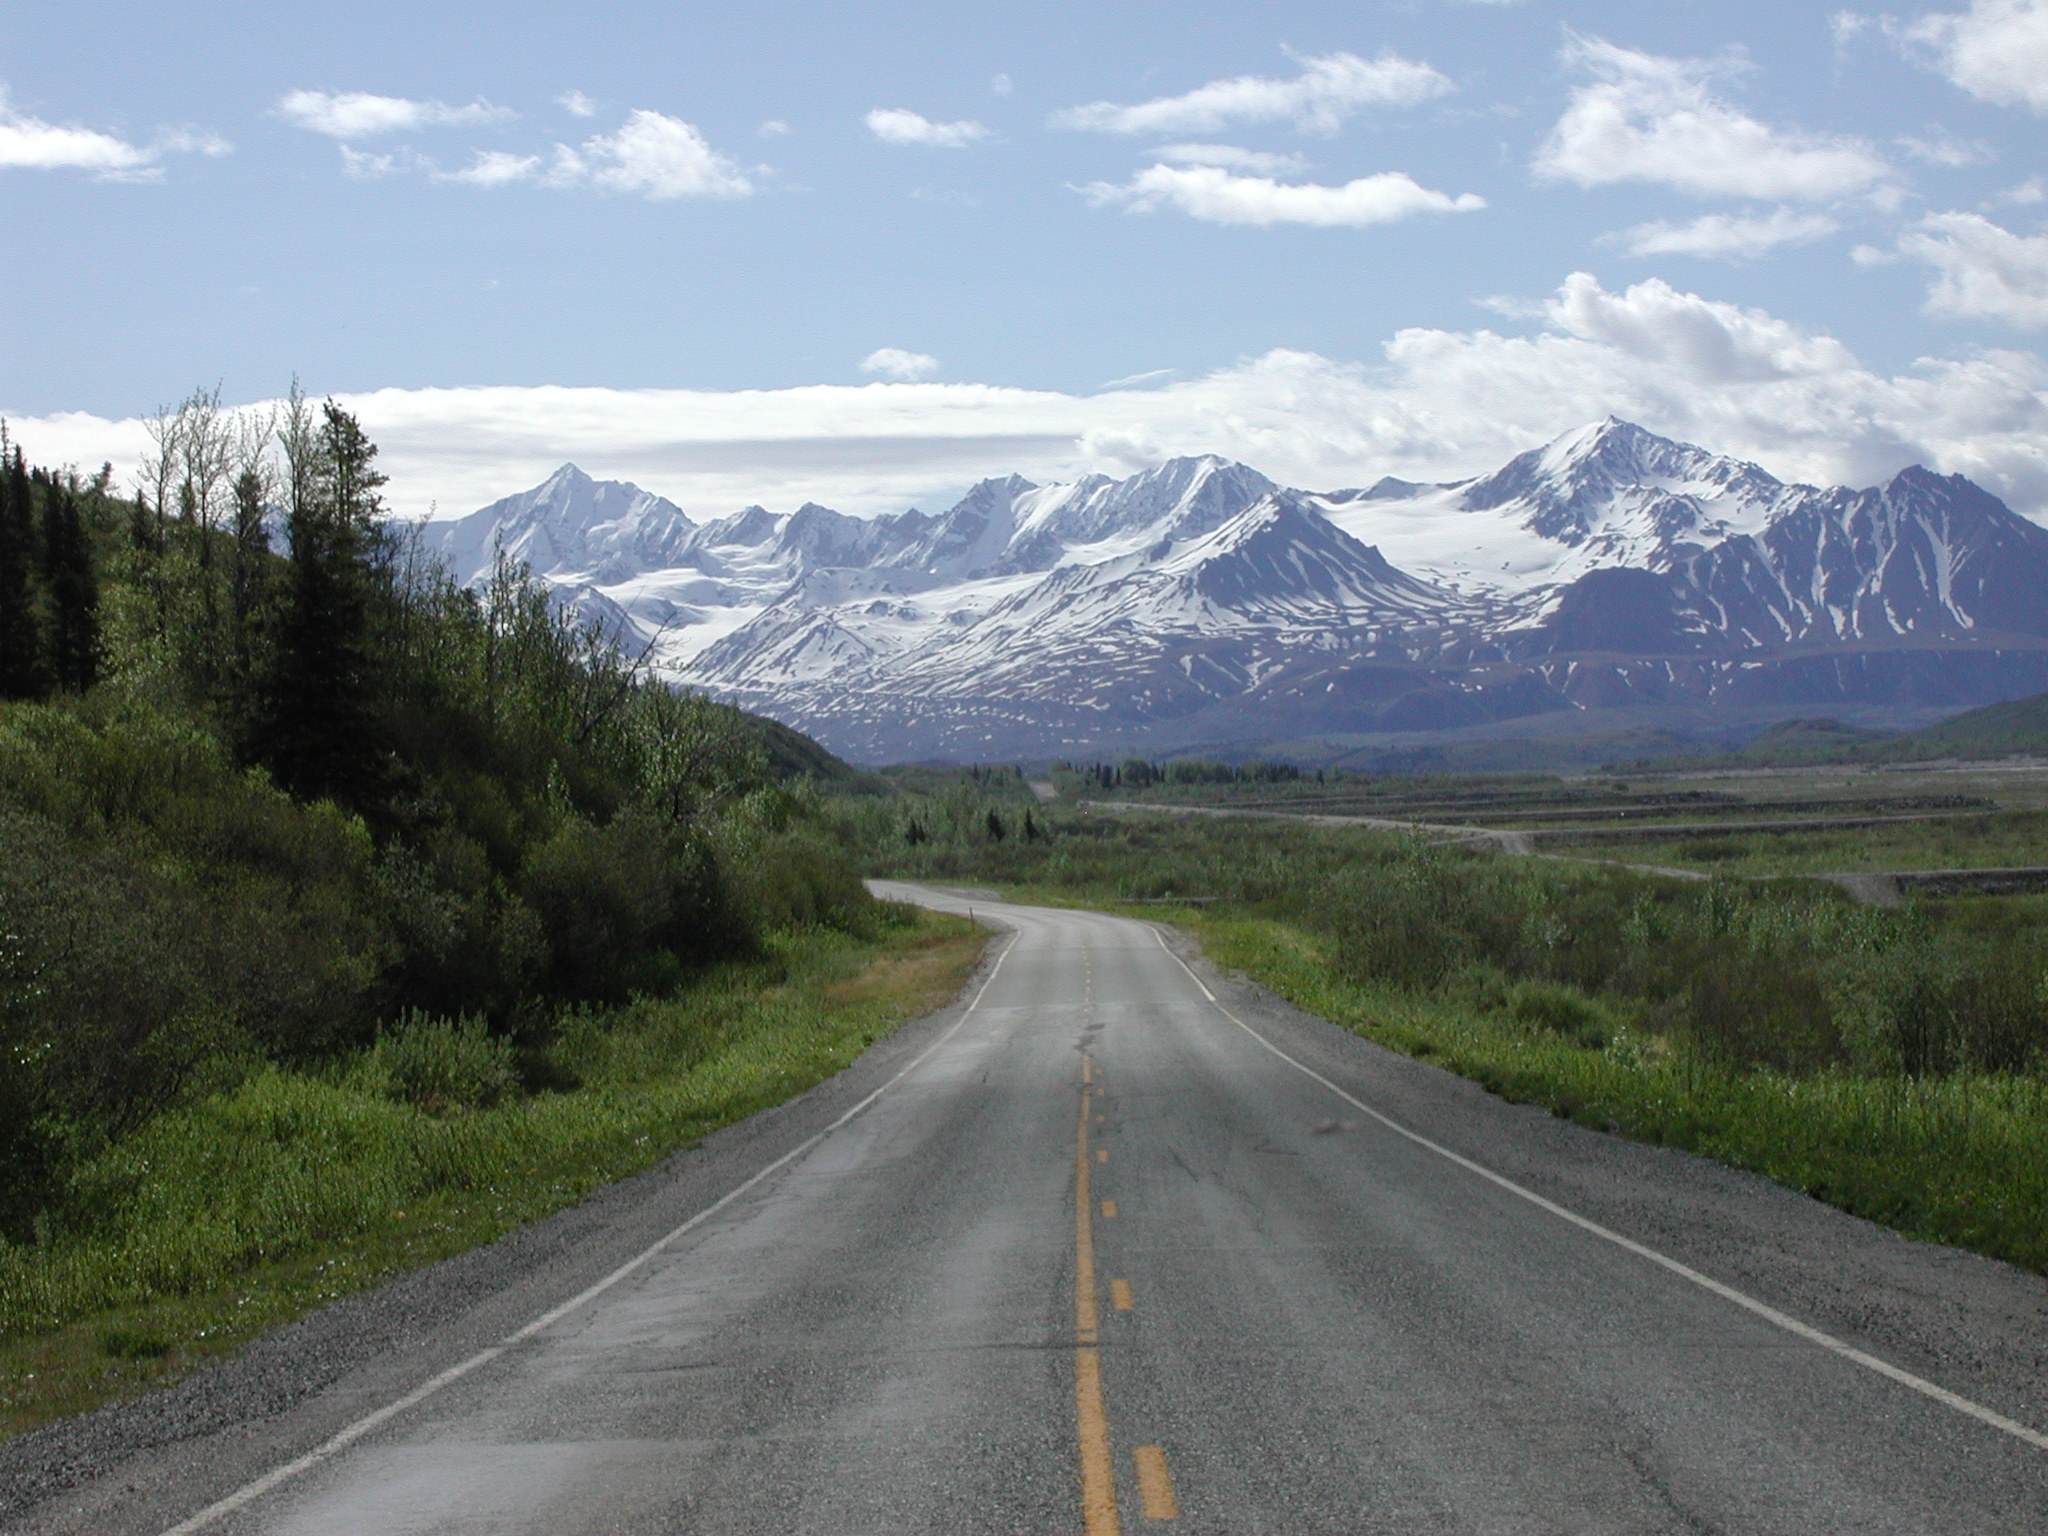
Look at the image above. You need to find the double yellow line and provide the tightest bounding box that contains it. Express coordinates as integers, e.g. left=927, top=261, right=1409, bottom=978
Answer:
left=1075, top=1055, right=1177, bottom=1531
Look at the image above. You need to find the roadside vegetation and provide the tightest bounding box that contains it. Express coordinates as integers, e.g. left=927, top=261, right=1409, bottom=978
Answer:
left=0, top=393, right=978, bottom=1434
left=860, top=784, right=2048, bottom=1276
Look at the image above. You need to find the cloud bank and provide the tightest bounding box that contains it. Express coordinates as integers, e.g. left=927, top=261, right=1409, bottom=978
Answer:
left=12, top=274, right=2044, bottom=530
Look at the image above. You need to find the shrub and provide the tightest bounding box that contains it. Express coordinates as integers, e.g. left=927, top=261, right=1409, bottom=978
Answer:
left=1501, top=980, right=1613, bottom=1049
left=358, top=1011, right=517, bottom=1112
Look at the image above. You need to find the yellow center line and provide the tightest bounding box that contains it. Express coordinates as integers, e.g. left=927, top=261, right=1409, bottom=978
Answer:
left=1096, top=1148, right=1108, bottom=1164
left=1134, top=1446, right=1179, bottom=1520
left=1101, top=1199, right=1117, bottom=1220
left=1075, top=1063, right=1121, bottom=1536
left=1111, top=1278, right=1134, bottom=1311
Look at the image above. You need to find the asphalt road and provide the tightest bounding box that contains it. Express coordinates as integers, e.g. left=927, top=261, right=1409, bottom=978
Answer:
left=14, top=883, right=2048, bottom=1533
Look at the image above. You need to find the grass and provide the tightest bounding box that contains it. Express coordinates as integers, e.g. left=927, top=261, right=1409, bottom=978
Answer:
left=1614, top=810, right=2048, bottom=876
left=1171, top=911, right=2048, bottom=1273
left=0, top=909, right=984, bottom=1438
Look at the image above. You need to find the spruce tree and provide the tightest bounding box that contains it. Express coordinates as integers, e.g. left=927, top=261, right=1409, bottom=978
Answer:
left=229, top=465, right=270, bottom=689
left=41, top=482, right=99, bottom=693
left=259, top=403, right=390, bottom=807
left=0, top=450, right=45, bottom=699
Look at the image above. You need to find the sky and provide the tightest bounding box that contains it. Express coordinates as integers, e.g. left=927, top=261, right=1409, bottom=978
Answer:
left=3, top=0, right=2047, bottom=522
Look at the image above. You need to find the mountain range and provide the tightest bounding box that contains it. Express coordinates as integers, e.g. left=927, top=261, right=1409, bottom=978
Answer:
left=421, top=420, right=2048, bottom=764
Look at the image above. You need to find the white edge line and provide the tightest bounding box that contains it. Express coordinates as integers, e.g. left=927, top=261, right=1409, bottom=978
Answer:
left=159, top=925, right=1019, bottom=1536
left=1147, top=924, right=2048, bottom=1454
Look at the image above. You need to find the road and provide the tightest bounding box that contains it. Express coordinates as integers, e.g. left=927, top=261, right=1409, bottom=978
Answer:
left=14, top=884, right=2048, bottom=1532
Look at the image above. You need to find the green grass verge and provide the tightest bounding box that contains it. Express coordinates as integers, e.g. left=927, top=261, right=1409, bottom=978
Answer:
left=1169, top=909, right=2048, bottom=1275
left=0, top=910, right=984, bottom=1438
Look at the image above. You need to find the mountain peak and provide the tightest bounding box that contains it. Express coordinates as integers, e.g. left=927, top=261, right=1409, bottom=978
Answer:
left=423, top=464, right=695, bottom=586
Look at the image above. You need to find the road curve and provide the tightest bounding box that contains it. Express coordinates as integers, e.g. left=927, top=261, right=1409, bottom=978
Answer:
left=13, top=884, right=2048, bottom=1533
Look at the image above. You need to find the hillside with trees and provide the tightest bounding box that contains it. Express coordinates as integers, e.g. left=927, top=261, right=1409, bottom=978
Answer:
left=0, top=389, right=877, bottom=1245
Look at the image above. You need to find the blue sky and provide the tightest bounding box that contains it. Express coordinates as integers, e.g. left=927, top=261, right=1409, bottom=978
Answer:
left=4, top=0, right=2046, bottom=521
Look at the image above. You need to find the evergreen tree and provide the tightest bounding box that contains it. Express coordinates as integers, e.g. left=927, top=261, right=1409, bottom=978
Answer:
left=259, top=403, right=390, bottom=807
left=41, top=482, right=99, bottom=693
left=0, top=450, right=45, bottom=700
left=229, top=464, right=270, bottom=687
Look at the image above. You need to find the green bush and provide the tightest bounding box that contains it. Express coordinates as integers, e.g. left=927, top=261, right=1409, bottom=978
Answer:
left=1500, top=979, right=1613, bottom=1049
left=357, top=1012, right=516, bottom=1112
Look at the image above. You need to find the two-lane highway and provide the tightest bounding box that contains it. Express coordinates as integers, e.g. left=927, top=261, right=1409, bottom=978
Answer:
left=16, top=884, right=2048, bottom=1533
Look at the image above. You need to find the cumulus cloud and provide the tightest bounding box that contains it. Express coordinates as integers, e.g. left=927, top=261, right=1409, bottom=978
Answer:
left=864, top=108, right=989, bottom=148
left=1898, top=211, right=2048, bottom=326
left=1901, top=0, right=2048, bottom=113
left=275, top=90, right=509, bottom=139
left=861, top=348, right=941, bottom=380
left=1054, top=50, right=1452, bottom=136
left=1082, top=162, right=1483, bottom=227
left=0, top=87, right=228, bottom=180
left=546, top=110, right=751, bottom=198
left=17, top=275, right=2045, bottom=528
left=1535, top=37, right=1894, bottom=202
left=1615, top=208, right=1840, bottom=260
left=558, top=90, right=597, bottom=118
left=1155, top=143, right=1308, bottom=175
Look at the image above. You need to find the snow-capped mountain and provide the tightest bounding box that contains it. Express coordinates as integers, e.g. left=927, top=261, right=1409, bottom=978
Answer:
left=416, top=423, right=2048, bottom=761
left=429, top=463, right=698, bottom=588
left=1314, top=418, right=1787, bottom=594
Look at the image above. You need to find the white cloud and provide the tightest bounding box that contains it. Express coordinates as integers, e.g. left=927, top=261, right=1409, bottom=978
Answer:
left=1155, top=143, right=1308, bottom=175
left=558, top=90, right=597, bottom=119
left=1053, top=50, right=1452, bottom=136
left=16, top=275, right=2046, bottom=530
left=1615, top=208, right=1840, bottom=260
left=861, top=348, right=941, bottom=380
left=758, top=119, right=792, bottom=137
left=1896, top=128, right=1993, bottom=165
left=1083, top=162, right=1484, bottom=228
left=991, top=74, right=1015, bottom=96
left=1534, top=37, right=1894, bottom=202
left=440, top=149, right=542, bottom=187
left=1901, top=0, right=2048, bottom=113
left=1899, top=211, right=2048, bottom=326
left=546, top=110, right=751, bottom=198
left=865, top=108, right=989, bottom=148
left=2003, top=176, right=2046, bottom=204
left=0, top=87, right=226, bottom=180
left=275, top=90, right=509, bottom=140
left=339, top=146, right=407, bottom=179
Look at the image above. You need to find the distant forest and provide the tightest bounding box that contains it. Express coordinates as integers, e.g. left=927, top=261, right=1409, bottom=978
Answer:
left=0, top=388, right=870, bottom=1236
